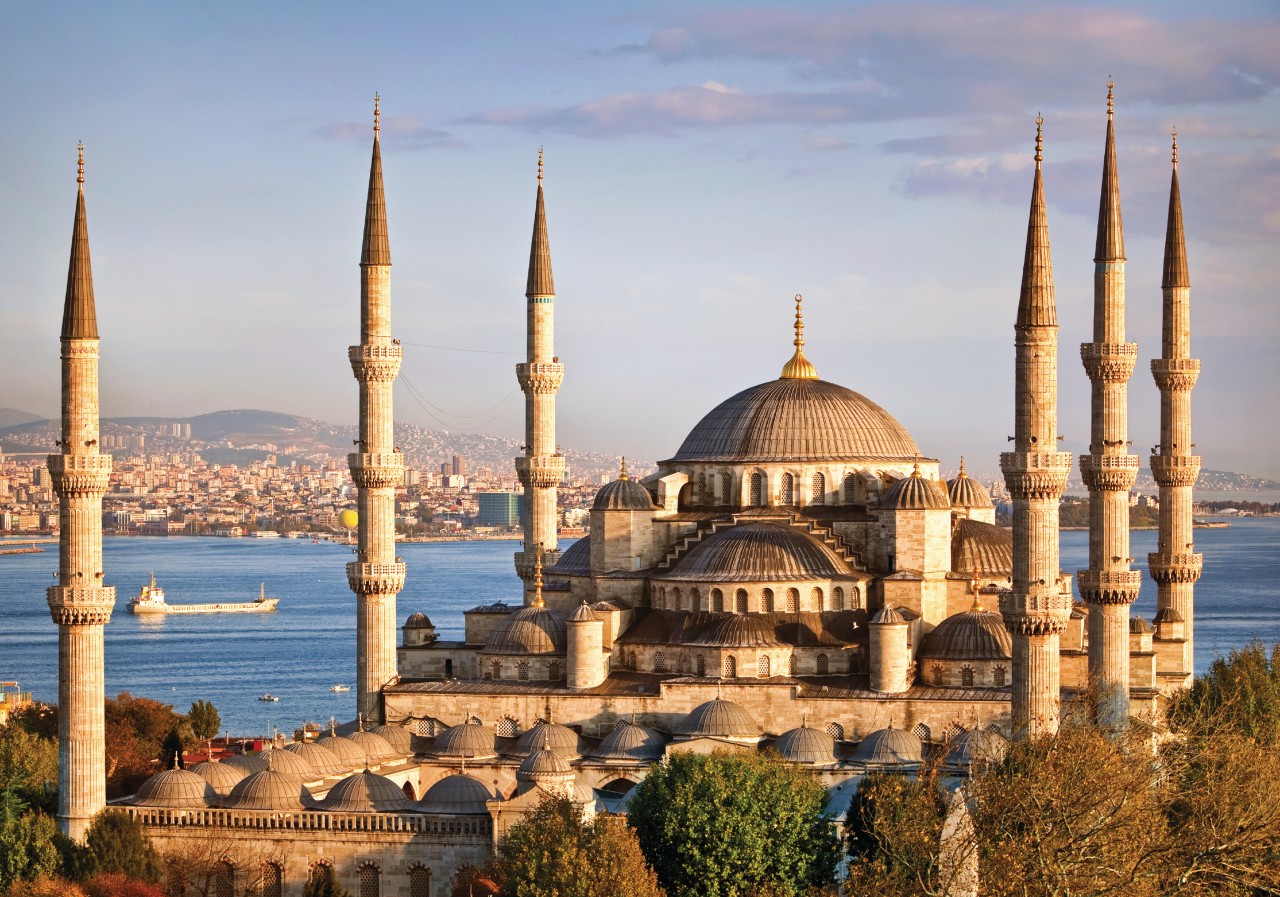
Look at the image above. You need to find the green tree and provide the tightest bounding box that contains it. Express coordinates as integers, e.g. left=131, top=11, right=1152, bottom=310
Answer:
left=75, top=812, right=162, bottom=885
left=0, top=725, right=58, bottom=813
left=844, top=772, right=948, bottom=895
left=0, top=792, right=61, bottom=891
left=491, top=795, right=664, bottom=897
left=186, top=700, right=220, bottom=743
left=628, top=751, right=838, bottom=897
left=158, top=730, right=184, bottom=771
left=1170, top=640, right=1280, bottom=744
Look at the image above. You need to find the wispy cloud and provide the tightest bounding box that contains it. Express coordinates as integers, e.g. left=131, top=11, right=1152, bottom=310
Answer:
left=315, top=114, right=463, bottom=151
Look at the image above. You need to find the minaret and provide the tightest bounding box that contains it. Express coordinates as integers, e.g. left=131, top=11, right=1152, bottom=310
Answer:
left=47, top=143, right=116, bottom=840
left=999, top=116, right=1073, bottom=739
left=347, top=96, right=405, bottom=723
left=1077, top=83, right=1142, bottom=731
left=1148, top=130, right=1201, bottom=688
left=514, top=149, right=564, bottom=601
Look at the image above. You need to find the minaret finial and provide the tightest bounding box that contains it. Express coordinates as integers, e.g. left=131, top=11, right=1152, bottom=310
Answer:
left=532, top=544, right=545, bottom=608
left=1107, top=78, right=1115, bottom=118
left=1034, top=113, right=1043, bottom=165
left=1171, top=127, right=1178, bottom=167
left=958, top=456, right=967, bottom=477
left=538, top=146, right=544, bottom=184
left=780, top=294, right=818, bottom=379
left=373, top=93, right=380, bottom=135
left=77, top=142, right=85, bottom=186
left=619, top=457, right=629, bottom=481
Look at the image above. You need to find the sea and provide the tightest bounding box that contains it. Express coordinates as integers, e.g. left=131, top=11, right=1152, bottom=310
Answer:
left=1, top=520, right=1277, bottom=734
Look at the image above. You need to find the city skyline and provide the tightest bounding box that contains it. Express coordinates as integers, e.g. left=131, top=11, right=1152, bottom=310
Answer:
left=2, top=2, right=1277, bottom=478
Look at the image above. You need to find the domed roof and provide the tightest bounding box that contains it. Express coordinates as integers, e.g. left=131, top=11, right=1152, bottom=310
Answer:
left=189, top=759, right=248, bottom=796
left=852, top=727, right=924, bottom=766
left=659, top=522, right=855, bottom=582
left=569, top=601, right=600, bottom=623
left=318, top=770, right=412, bottom=813
left=677, top=699, right=761, bottom=739
left=918, top=606, right=1012, bottom=661
left=592, top=721, right=667, bottom=761
left=951, top=518, right=1012, bottom=576
left=870, top=605, right=908, bottom=625
left=549, top=537, right=591, bottom=575
left=947, top=460, right=994, bottom=509
left=773, top=725, right=837, bottom=764
left=883, top=466, right=950, bottom=511
left=688, top=615, right=783, bottom=648
left=480, top=605, right=567, bottom=655
left=593, top=466, right=656, bottom=511
left=418, top=773, right=497, bottom=815
left=944, top=727, right=1008, bottom=768
left=514, top=720, right=582, bottom=758
left=432, top=722, right=498, bottom=759
left=222, top=768, right=311, bottom=811
left=518, top=741, right=574, bottom=780
left=282, top=741, right=347, bottom=777
left=404, top=612, right=434, bottom=629
left=134, top=766, right=216, bottom=808
left=260, top=746, right=315, bottom=779
left=671, top=378, right=920, bottom=464
left=1130, top=616, right=1153, bottom=634
left=221, top=753, right=269, bottom=774
left=372, top=724, right=413, bottom=754
left=315, top=734, right=366, bottom=769
left=345, top=730, right=396, bottom=764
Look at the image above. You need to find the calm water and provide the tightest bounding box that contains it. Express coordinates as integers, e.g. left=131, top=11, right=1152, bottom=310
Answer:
left=1, top=521, right=1276, bottom=733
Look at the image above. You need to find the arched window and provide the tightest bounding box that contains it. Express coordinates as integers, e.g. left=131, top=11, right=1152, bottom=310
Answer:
left=758, top=655, right=771, bottom=678
left=260, top=863, right=283, bottom=897
left=993, top=665, right=1007, bottom=687
left=749, top=471, right=765, bottom=506
left=932, top=664, right=945, bottom=685
left=735, top=589, right=748, bottom=614
left=788, top=654, right=797, bottom=676
left=672, top=587, right=683, bottom=611
left=696, top=655, right=706, bottom=677
left=658, top=587, right=666, bottom=610
left=812, top=587, right=824, bottom=611
left=724, top=656, right=737, bottom=678
left=816, top=654, right=829, bottom=675
left=842, top=472, right=858, bottom=504
left=518, top=661, right=530, bottom=681
left=721, top=472, right=733, bottom=505
left=496, top=717, right=517, bottom=738
left=409, top=867, right=432, bottom=897
left=490, top=661, right=501, bottom=680
left=654, top=652, right=668, bottom=673
left=690, top=588, right=700, bottom=611
left=851, top=586, right=862, bottom=609
left=712, top=589, right=724, bottom=613
left=696, top=472, right=706, bottom=503
left=358, top=863, right=380, bottom=897
left=961, top=665, right=975, bottom=687
left=213, top=861, right=234, bottom=897
left=811, top=472, right=825, bottom=504
left=761, top=588, right=774, bottom=613
left=402, top=780, right=416, bottom=800
left=786, top=588, right=799, bottom=613
left=309, top=864, right=335, bottom=893
left=548, top=660, right=561, bottom=681
left=825, top=721, right=845, bottom=740
left=780, top=473, right=794, bottom=505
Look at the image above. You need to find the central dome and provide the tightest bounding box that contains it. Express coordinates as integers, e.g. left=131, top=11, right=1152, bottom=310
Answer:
left=671, top=378, right=920, bottom=463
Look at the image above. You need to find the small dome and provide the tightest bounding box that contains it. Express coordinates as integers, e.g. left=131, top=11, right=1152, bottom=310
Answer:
left=678, top=699, right=761, bottom=739
left=569, top=601, right=600, bottom=623
left=221, top=753, right=269, bottom=775
left=883, top=466, right=950, bottom=511
left=222, top=768, right=311, bottom=811
left=404, top=612, right=434, bottom=629
left=518, top=742, right=573, bottom=779
left=283, top=741, right=347, bottom=777
left=315, top=734, right=366, bottom=769
left=947, top=460, right=994, bottom=509
left=514, top=721, right=582, bottom=758
left=592, top=721, right=667, bottom=761
left=189, top=760, right=248, bottom=796
left=1153, top=607, right=1184, bottom=624
left=549, top=537, right=591, bottom=575
left=660, top=522, right=855, bottom=582
left=480, top=606, right=567, bottom=655
left=372, top=724, right=413, bottom=754
left=1130, top=616, right=1153, bottom=634
left=918, top=608, right=1012, bottom=661
left=318, top=771, right=412, bottom=813
left=689, top=615, right=783, bottom=648
left=852, top=727, right=924, bottom=767
left=944, top=727, right=1008, bottom=768
left=433, top=722, right=498, bottom=759
left=870, top=605, right=908, bottom=625
left=593, top=475, right=656, bottom=511
left=951, top=518, right=1013, bottom=576
left=773, top=726, right=837, bottom=765
left=418, top=773, right=497, bottom=815
left=345, top=730, right=396, bottom=764
left=134, top=767, right=216, bottom=808
left=260, top=746, right=315, bottom=779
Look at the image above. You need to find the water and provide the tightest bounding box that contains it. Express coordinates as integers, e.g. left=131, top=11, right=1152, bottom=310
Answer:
left=1, top=521, right=1276, bottom=733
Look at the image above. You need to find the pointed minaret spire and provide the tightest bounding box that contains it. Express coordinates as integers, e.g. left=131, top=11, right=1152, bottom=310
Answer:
left=526, top=147, right=554, bottom=298
left=780, top=293, right=818, bottom=379
left=1094, top=81, right=1125, bottom=264
left=62, top=142, right=98, bottom=340
left=361, top=95, right=391, bottom=268
left=1016, top=115, right=1055, bottom=330
left=1163, top=129, right=1189, bottom=290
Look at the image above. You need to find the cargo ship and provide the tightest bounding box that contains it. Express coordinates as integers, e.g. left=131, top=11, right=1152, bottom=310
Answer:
left=127, top=575, right=280, bottom=615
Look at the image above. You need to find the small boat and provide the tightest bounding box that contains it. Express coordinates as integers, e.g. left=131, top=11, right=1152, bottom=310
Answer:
left=258, top=693, right=280, bottom=702
left=329, top=684, right=350, bottom=693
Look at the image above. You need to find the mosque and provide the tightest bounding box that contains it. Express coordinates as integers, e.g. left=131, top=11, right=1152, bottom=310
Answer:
left=45, top=86, right=1202, bottom=897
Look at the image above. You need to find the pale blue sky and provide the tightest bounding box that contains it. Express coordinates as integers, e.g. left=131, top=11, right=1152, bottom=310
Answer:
left=2, top=1, right=1277, bottom=479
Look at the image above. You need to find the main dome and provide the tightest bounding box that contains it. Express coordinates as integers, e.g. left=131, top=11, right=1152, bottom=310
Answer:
left=671, top=378, right=920, bottom=463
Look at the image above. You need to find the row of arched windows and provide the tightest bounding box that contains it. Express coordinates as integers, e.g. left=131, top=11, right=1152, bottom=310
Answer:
left=654, top=584, right=861, bottom=613
left=929, top=664, right=1007, bottom=687
left=693, top=469, right=886, bottom=507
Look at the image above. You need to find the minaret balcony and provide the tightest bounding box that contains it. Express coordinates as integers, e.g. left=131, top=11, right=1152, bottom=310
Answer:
left=999, top=451, right=1072, bottom=500
left=347, top=452, right=405, bottom=489
left=1078, top=454, right=1140, bottom=492
left=515, top=454, right=566, bottom=488
left=1151, top=358, right=1200, bottom=392
left=997, top=588, right=1073, bottom=635
left=47, top=453, right=112, bottom=496
left=46, top=585, right=116, bottom=626
left=515, top=549, right=562, bottom=580
left=1148, top=551, right=1204, bottom=584
left=1080, top=342, right=1138, bottom=382
left=346, top=561, right=406, bottom=595
left=516, top=362, right=564, bottom=394
left=1076, top=569, right=1142, bottom=605
left=348, top=344, right=403, bottom=382
left=1150, top=454, right=1201, bottom=488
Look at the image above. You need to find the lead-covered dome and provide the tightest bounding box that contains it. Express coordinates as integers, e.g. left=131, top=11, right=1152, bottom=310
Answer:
left=592, top=720, right=667, bottom=761
left=671, top=378, right=920, bottom=463
left=221, top=768, right=311, bottom=811
left=947, top=461, right=994, bottom=509
left=883, top=466, right=950, bottom=510
left=678, top=699, right=760, bottom=739
left=514, top=720, right=583, bottom=758
left=852, top=727, right=924, bottom=767
left=189, top=759, right=248, bottom=796
left=317, top=770, right=412, bottom=813
left=282, top=741, right=347, bottom=777
left=133, top=767, right=216, bottom=808
left=418, top=773, right=498, bottom=815
left=773, top=725, right=838, bottom=764
left=593, top=474, right=656, bottom=511
left=659, top=522, right=856, bottom=582
left=480, top=606, right=567, bottom=655
left=918, top=607, right=1012, bottom=661
left=432, top=722, right=498, bottom=760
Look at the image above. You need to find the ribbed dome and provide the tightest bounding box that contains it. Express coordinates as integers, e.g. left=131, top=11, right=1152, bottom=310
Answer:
left=593, top=477, right=656, bottom=511
left=951, top=519, right=1012, bottom=576
left=660, top=522, right=855, bottom=582
left=315, top=734, right=365, bottom=769
left=433, top=722, right=498, bottom=759
left=221, top=754, right=269, bottom=775
left=514, top=720, right=582, bottom=758
left=671, top=378, right=920, bottom=463
left=189, top=760, right=248, bottom=796
left=222, top=768, right=310, bottom=811
left=418, top=773, right=497, bottom=815
left=550, top=537, right=591, bottom=575
left=947, top=467, right=994, bottom=509
left=518, top=742, right=574, bottom=779
left=1130, top=616, right=1153, bottom=634
left=318, top=771, right=412, bottom=813
left=373, top=724, right=413, bottom=754
left=345, top=730, right=396, bottom=764
left=871, top=605, right=908, bottom=625
left=480, top=606, right=567, bottom=655
left=404, top=612, right=434, bottom=628
left=592, top=721, right=667, bottom=761
left=569, top=601, right=600, bottom=623
left=852, top=727, right=924, bottom=766
left=283, top=741, right=347, bottom=777
left=883, top=467, right=950, bottom=510
left=944, top=727, right=1008, bottom=767
left=689, top=615, right=783, bottom=648
left=260, top=746, right=315, bottom=779
left=918, top=608, right=1012, bottom=661
left=773, top=726, right=837, bottom=764
left=134, top=767, right=216, bottom=808
left=678, top=699, right=761, bottom=739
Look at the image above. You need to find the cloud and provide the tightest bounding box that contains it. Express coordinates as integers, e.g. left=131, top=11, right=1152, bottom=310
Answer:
left=315, top=115, right=462, bottom=151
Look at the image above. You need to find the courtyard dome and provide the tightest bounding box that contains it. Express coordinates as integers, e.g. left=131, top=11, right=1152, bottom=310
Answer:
left=518, top=741, right=573, bottom=779
left=260, top=746, right=315, bottom=779
left=918, top=606, right=1012, bottom=661
left=678, top=699, right=761, bottom=739
left=134, top=766, right=216, bottom=809
left=318, top=770, right=412, bottom=813
left=550, top=537, right=591, bottom=575
left=480, top=605, right=567, bottom=655
left=345, top=730, right=396, bottom=764
left=514, top=720, right=583, bottom=758
left=773, top=725, right=837, bottom=765
left=283, top=741, right=347, bottom=777
left=418, top=773, right=497, bottom=815
left=661, top=522, right=855, bottom=582
left=883, top=465, right=950, bottom=511
left=852, top=727, right=924, bottom=767
left=221, top=768, right=310, bottom=811
left=372, top=724, right=413, bottom=754
left=433, top=722, right=498, bottom=760
left=593, top=462, right=656, bottom=511
left=316, top=734, right=366, bottom=769
left=944, top=727, right=1009, bottom=768
left=670, top=378, right=920, bottom=464
left=592, top=720, right=667, bottom=761
left=947, top=459, right=994, bottom=509
left=221, top=753, right=268, bottom=775
left=189, top=759, right=248, bottom=796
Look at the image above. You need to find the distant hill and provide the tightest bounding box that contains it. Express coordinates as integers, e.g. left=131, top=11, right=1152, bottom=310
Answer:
left=0, top=408, right=48, bottom=429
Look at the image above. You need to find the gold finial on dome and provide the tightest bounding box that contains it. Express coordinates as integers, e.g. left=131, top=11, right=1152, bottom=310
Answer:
left=910, top=462, right=922, bottom=478
left=958, top=455, right=968, bottom=478
left=619, top=457, right=629, bottom=481
left=780, top=293, right=818, bottom=380
left=373, top=93, right=380, bottom=135
left=77, top=141, right=85, bottom=186
left=532, top=545, right=545, bottom=608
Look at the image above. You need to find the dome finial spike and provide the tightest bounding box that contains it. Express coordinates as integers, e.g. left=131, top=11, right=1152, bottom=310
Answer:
left=373, top=93, right=380, bottom=135
left=532, top=544, right=545, bottom=608
left=1034, top=113, right=1043, bottom=165
left=780, top=293, right=818, bottom=379
left=1106, top=78, right=1115, bottom=118
left=1171, top=127, right=1179, bottom=167
left=537, top=146, right=544, bottom=183
left=77, top=141, right=85, bottom=186
left=619, top=457, right=628, bottom=481
left=958, top=455, right=967, bottom=477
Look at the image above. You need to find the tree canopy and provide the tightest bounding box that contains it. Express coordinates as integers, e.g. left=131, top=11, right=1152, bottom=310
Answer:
left=74, top=812, right=162, bottom=885
left=186, top=700, right=221, bottom=742
left=0, top=725, right=58, bottom=814
left=0, top=793, right=61, bottom=892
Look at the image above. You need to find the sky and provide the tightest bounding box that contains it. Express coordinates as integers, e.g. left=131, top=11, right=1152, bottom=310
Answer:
left=2, top=1, right=1277, bottom=480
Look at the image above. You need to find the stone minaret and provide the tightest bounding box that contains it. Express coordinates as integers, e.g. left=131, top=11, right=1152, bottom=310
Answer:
left=1000, top=117, right=1073, bottom=739
left=347, top=97, right=404, bottom=723
left=1149, top=130, right=1201, bottom=688
left=47, top=143, right=116, bottom=840
left=1078, top=83, right=1142, bottom=731
left=514, top=149, right=564, bottom=601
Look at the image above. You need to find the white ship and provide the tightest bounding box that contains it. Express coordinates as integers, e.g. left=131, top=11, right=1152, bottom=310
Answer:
left=127, top=575, right=281, bottom=615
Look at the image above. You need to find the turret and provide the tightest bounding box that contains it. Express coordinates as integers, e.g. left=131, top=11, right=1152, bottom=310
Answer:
left=566, top=602, right=605, bottom=689
left=869, top=605, right=912, bottom=693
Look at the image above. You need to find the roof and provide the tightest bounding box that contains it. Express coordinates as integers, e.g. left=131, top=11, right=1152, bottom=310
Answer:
left=318, top=771, right=412, bottom=813
left=773, top=725, right=837, bottom=764
left=480, top=605, right=567, bottom=655
left=947, top=467, right=994, bottom=509
left=133, top=767, right=215, bottom=809
left=591, top=721, right=667, bottom=761
left=62, top=148, right=98, bottom=340
left=433, top=722, right=498, bottom=759
left=1017, top=117, right=1056, bottom=330
left=618, top=608, right=866, bottom=649
left=345, top=730, right=396, bottom=764
left=688, top=615, right=784, bottom=648
left=282, top=741, right=347, bottom=777
left=526, top=172, right=554, bottom=297
left=514, top=720, right=582, bottom=758
left=361, top=127, right=391, bottom=266
left=1095, top=84, right=1126, bottom=263
left=260, top=746, right=314, bottom=779
left=316, top=734, right=365, bottom=768
left=593, top=477, right=657, bottom=511
left=944, top=727, right=1009, bottom=767
left=658, top=522, right=858, bottom=582
left=518, top=741, right=574, bottom=779
left=669, top=377, right=920, bottom=463
left=1163, top=142, right=1189, bottom=288
left=404, top=612, right=434, bottom=629
left=1129, top=616, right=1153, bottom=634
left=883, top=468, right=950, bottom=511
left=870, top=605, right=908, bottom=625
left=222, top=768, right=311, bottom=811
left=550, top=537, right=591, bottom=575
left=221, top=754, right=268, bottom=775
left=418, top=773, right=497, bottom=815
left=677, top=699, right=760, bottom=739
left=569, top=602, right=600, bottom=623
left=852, top=727, right=923, bottom=766
left=188, top=760, right=248, bottom=796
left=918, top=608, right=1012, bottom=661
left=372, top=724, right=413, bottom=754
left=951, top=518, right=1013, bottom=577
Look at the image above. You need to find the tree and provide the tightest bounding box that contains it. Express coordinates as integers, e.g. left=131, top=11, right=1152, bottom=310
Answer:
left=75, top=812, right=162, bottom=885
left=3, top=877, right=88, bottom=897
left=82, top=874, right=166, bottom=897
left=158, top=729, right=184, bottom=771
left=1170, top=640, right=1280, bottom=745
left=103, top=694, right=184, bottom=799
left=186, top=701, right=220, bottom=742
left=844, top=771, right=948, bottom=896
left=0, top=725, right=58, bottom=813
left=628, top=751, right=838, bottom=897
left=0, top=793, right=61, bottom=892
left=490, top=795, right=664, bottom=897
left=302, top=865, right=351, bottom=897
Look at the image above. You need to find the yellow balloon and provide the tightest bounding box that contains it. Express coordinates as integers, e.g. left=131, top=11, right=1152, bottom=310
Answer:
left=338, top=509, right=359, bottom=529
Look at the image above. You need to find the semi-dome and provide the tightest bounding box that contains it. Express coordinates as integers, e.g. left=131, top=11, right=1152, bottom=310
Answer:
left=133, top=767, right=216, bottom=809
left=883, top=466, right=950, bottom=511
left=592, top=720, right=667, bottom=761
left=221, top=768, right=311, bottom=811
left=550, top=537, right=591, bottom=575
left=283, top=741, right=347, bottom=777
left=480, top=605, right=567, bottom=655
left=670, top=378, right=920, bottom=464
left=852, top=727, right=924, bottom=767
left=432, top=722, right=498, bottom=759
left=418, top=773, right=497, bottom=815
left=189, top=759, right=248, bottom=796
left=593, top=467, right=656, bottom=511
left=221, top=753, right=269, bottom=775
left=689, top=615, right=783, bottom=648
left=513, top=720, right=582, bottom=758
left=345, top=730, right=397, bottom=764
left=315, top=734, right=366, bottom=769
left=372, top=724, right=413, bottom=754
left=404, top=612, right=434, bottom=629
left=947, top=460, right=994, bottom=509
left=678, top=699, right=761, bottom=739
left=944, top=727, right=1008, bottom=768
left=318, top=770, right=412, bottom=813
left=918, top=606, right=1012, bottom=661
left=659, top=522, right=856, bottom=582
left=951, top=519, right=1013, bottom=576
left=773, top=725, right=837, bottom=764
